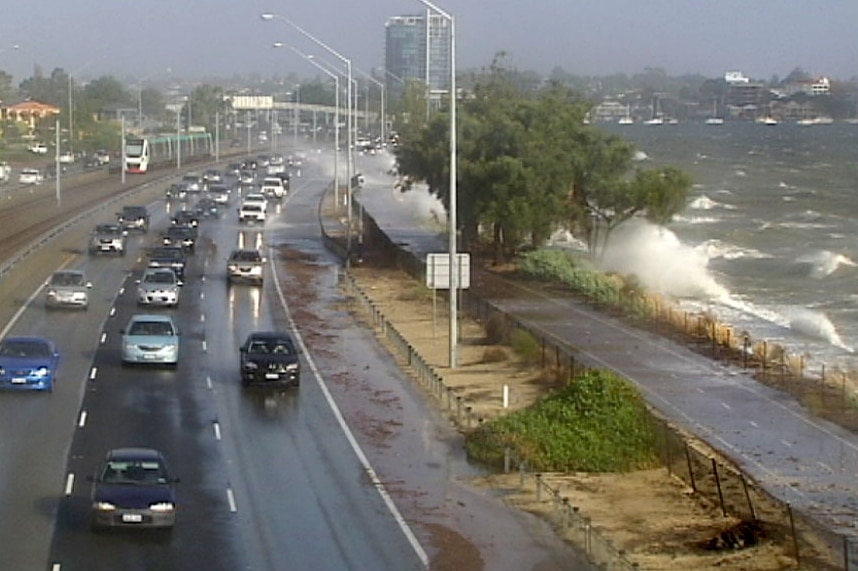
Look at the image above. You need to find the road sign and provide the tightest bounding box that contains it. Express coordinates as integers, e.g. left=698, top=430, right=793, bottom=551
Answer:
left=426, top=253, right=470, bottom=289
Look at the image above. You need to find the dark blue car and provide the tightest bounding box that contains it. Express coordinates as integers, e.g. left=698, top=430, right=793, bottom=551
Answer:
left=0, top=336, right=59, bottom=392
left=89, top=448, right=179, bottom=530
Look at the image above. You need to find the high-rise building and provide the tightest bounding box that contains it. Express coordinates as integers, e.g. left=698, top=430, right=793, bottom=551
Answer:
left=384, top=13, right=451, bottom=105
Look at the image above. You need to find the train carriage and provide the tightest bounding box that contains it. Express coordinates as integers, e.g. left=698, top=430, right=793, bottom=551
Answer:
left=124, top=133, right=213, bottom=173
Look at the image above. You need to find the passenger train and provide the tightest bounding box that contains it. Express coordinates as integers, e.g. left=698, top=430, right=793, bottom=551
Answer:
left=123, top=133, right=213, bottom=173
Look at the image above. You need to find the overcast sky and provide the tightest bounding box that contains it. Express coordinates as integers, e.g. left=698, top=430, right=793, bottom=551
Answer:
left=1, top=0, right=856, bottom=86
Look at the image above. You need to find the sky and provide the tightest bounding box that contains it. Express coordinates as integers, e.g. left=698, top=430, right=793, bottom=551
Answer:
left=1, top=0, right=856, bottom=86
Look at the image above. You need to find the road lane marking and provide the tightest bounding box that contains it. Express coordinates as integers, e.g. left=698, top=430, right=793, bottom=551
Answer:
left=51, top=564, right=60, bottom=571
left=781, top=440, right=793, bottom=448
left=270, top=249, right=430, bottom=568
left=109, top=307, right=116, bottom=317
left=721, top=402, right=731, bottom=410
left=206, top=375, right=213, bottom=390
left=100, top=332, right=107, bottom=344
left=749, top=420, right=759, bottom=428
left=118, top=287, right=125, bottom=295
left=226, top=487, right=237, bottom=512
left=89, top=367, right=97, bottom=380
left=78, top=411, right=87, bottom=427
left=817, top=461, right=832, bottom=473
left=64, top=473, right=74, bottom=495
left=202, top=340, right=207, bottom=352
left=213, top=421, right=222, bottom=440
left=200, top=313, right=205, bottom=323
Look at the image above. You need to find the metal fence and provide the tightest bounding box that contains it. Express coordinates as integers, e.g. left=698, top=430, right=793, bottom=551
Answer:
left=329, top=196, right=858, bottom=570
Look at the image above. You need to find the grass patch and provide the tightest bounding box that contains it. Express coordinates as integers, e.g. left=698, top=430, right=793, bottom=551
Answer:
left=465, top=369, right=660, bottom=472
left=510, top=329, right=540, bottom=365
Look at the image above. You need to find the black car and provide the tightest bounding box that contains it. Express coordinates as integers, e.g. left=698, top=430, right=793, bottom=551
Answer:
left=195, top=198, right=220, bottom=218
left=162, top=225, right=197, bottom=252
left=171, top=209, right=199, bottom=228
left=117, top=205, right=149, bottom=233
left=239, top=331, right=301, bottom=387
left=89, top=447, right=178, bottom=530
left=148, top=246, right=187, bottom=280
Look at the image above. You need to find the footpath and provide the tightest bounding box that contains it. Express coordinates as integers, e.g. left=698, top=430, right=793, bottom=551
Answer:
left=321, top=166, right=858, bottom=568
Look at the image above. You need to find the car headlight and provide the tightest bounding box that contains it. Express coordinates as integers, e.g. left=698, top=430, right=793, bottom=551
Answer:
left=243, top=361, right=259, bottom=371
left=149, top=502, right=175, bottom=512
left=285, top=363, right=299, bottom=372
left=33, top=366, right=50, bottom=378
left=93, top=501, right=116, bottom=511
left=0, top=366, right=5, bottom=375
left=46, top=288, right=58, bottom=297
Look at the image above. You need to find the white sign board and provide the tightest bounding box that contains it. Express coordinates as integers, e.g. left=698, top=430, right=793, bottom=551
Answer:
left=230, top=95, right=274, bottom=110
left=426, top=253, right=470, bottom=290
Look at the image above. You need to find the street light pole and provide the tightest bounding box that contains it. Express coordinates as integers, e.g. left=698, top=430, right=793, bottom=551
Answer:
left=417, top=0, right=458, bottom=368
left=293, top=84, right=300, bottom=150
left=353, top=67, right=385, bottom=151
left=285, top=45, right=341, bottom=216
left=261, top=12, right=354, bottom=262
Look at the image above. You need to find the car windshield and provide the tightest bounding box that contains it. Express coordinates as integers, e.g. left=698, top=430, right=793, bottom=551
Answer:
left=128, top=320, right=175, bottom=336
left=0, top=340, right=50, bottom=358
left=101, top=460, right=168, bottom=485
left=51, top=272, right=85, bottom=287
left=144, top=272, right=175, bottom=284
left=248, top=339, right=294, bottom=355
left=96, top=225, right=121, bottom=234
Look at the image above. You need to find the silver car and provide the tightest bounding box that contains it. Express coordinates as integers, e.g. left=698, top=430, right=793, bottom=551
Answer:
left=45, top=270, right=92, bottom=309
left=136, top=268, right=182, bottom=307
left=121, top=314, right=180, bottom=366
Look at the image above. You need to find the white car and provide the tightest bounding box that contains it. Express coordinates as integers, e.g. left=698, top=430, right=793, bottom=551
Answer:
left=136, top=268, right=182, bottom=307
left=260, top=177, right=286, bottom=199
left=28, top=143, right=49, bottom=154
left=243, top=193, right=268, bottom=213
left=59, top=151, right=75, bottom=164
left=19, top=168, right=43, bottom=185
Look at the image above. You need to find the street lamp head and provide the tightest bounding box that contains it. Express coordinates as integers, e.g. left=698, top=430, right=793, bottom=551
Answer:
left=260, top=13, right=274, bottom=21
left=272, top=42, right=284, bottom=48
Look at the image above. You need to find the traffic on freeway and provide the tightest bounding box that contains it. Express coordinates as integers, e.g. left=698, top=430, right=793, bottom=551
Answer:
left=0, top=148, right=592, bottom=570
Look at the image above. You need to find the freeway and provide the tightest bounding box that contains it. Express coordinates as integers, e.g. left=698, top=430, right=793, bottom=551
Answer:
left=0, top=154, right=593, bottom=570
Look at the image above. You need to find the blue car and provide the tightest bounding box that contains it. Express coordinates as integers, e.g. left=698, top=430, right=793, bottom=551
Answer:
left=89, top=447, right=179, bottom=530
left=0, top=336, right=59, bottom=392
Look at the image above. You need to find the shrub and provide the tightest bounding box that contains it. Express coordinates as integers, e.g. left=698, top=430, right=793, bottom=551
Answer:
left=465, top=369, right=660, bottom=473
left=484, top=312, right=508, bottom=345
left=510, top=329, right=540, bottom=365
left=482, top=346, right=509, bottom=363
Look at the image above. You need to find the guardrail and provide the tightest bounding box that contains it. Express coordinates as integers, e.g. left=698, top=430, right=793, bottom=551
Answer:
left=322, top=190, right=854, bottom=570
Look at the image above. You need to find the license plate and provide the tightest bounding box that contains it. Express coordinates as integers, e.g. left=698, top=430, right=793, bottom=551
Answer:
left=265, top=373, right=280, bottom=380
left=122, top=513, right=143, bottom=523
left=11, top=377, right=27, bottom=384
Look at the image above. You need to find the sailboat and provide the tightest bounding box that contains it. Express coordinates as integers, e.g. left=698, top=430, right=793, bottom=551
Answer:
left=705, top=99, right=724, bottom=125
left=618, top=105, right=634, bottom=125
left=644, top=97, right=663, bottom=125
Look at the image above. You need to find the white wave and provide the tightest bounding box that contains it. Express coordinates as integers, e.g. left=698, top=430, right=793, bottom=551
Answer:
left=688, top=195, right=737, bottom=211
left=695, top=239, right=770, bottom=261
left=788, top=308, right=853, bottom=352
left=598, top=220, right=728, bottom=299
left=673, top=215, right=720, bottom=224
left=796, top=250, right=857, bottom=279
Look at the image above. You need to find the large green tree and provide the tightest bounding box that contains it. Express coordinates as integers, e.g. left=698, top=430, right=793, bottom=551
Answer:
left=394, top=58, right=692, bottom=262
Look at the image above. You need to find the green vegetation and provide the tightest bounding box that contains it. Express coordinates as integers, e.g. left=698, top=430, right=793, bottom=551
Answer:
left=519, top=249, right=654, bottom=319
left=466, top=369, right=660, bottom=472
left=394, top=56, right=692, bottom=263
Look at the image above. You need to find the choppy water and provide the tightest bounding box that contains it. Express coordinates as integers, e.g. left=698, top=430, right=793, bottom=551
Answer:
left=599, top=121, right=858, bottom=374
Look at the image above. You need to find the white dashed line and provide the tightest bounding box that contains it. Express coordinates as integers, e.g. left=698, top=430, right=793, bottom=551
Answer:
left=213, top=422, right=221, bottom=441
left=78, top=411, right=87, bottom=428
left=749, top=420, right=759, bottom=428
left=781, top=440, right=793, bottom=448
left=720, top=402, right=731, bottom=411
left=226, top=488, right=237, bottom=512
left=200, top=314, right=205, bottom=323
left=817, top=461, right=833, bottom=473
left=51, top=564, right=61, bottom=571
left=201, top=340, right=207, bottom=352
left=64, top=473, right=74, bottom=496
left=109, top=307, right=116, bottom=317
left=89, top=368, right=98, bottom=380
left=100, top=332, right=107, bottom=344
left=119, top=287, right=125, bottom=295
left=206, top=376, right=213, bottom=390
